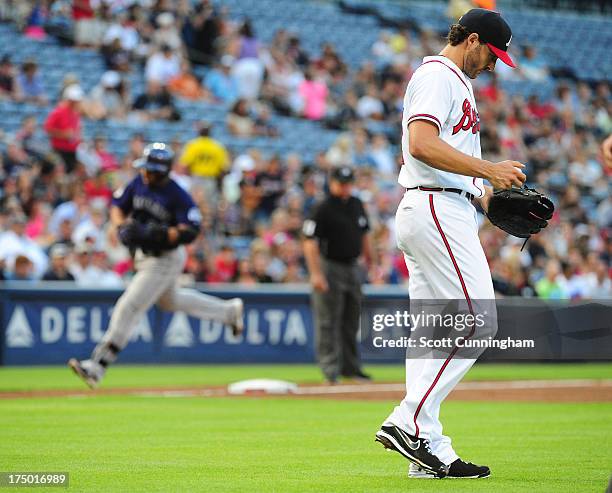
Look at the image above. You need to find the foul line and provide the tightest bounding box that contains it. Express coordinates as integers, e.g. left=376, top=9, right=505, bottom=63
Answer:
left=3, top=379, right=611, bottom=400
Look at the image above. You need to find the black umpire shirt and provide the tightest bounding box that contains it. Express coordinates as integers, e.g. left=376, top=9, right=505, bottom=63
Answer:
left=303, top=195, right=370, bottom=263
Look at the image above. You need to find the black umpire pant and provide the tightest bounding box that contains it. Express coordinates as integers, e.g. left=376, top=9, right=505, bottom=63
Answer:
left=312, top=258, right=363, bottom=381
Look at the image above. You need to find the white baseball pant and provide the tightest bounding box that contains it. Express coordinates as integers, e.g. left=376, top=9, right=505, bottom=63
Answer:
left=384, top=189, right=495, bottom=465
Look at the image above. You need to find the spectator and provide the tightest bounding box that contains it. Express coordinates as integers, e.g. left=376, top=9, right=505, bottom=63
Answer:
left=326, top=135, right=353, bottom=167
left=23, top=1, right=49, bottom=40
left=255, top=155, right=285, bottom=218
left=535, top=259, right=567, bottom=299
left=325, top=90, right=359, bottom=130
left=48, top=187, right=90, bottom=237
left=145, top=45, right=181, bottom=86
left=519, top=45, right=550, bottom=82
left=153, top=12, right=182, bottom=52
left=261, top=50, right=304, bottom=115
left=24, top=199, right=53, bottom=244
left=51, top=219, right=76, bottom=250
left=237, top=19, right=259, bottom=60
left=103, top=12, right=140, bottom=54
left=186, top=0, right=221, bottom=65
left=298, top=67, right=328, bottom=120
left=356, top=83, right=384, bottom=120
left=236, top=258, right=256, bottom=284
left=69, top=242, right=95, bottom=283
left=586, top=260, right=612, bottom=298
left=232, top=55, right=265, bottom=102
left=353, top=130, right=375, bottom=168
left=253, top=106, right=279, bottom=138
left=168, top=60, right=210, bottom=100
left=102, top=36, right=131, bottom=72
left=131, top=82, right=180, bottom=122
left=0, top=55, right=22, bottom=101
left=210, top=245, right=238, bottom=282
left=226, top=98, right=257, bottom=137
left=16, top=60, right=47, bottom=105
left=87, top=71, right=127, bottom=121
left=92, top=135, right=119, bottom=173
left=286, top=35, right=309, bottom=67
left=220, top=175, right=261, bottom=237
left=42, top=244, right=75, bottom=281
left=180, top=122, right=229, bottom=201
left=72, top=0, right=107, bottom=48
left=44, top=84, right=84, bottom=174
left=15, top=116, right=38, bottom=153
left=371, top=31, right=394, bottom=66
left=72, top=199, right=108, bottom=249
left=368, top=134, right=396, bottom=176
left=83, top=168, right=114, bottom=206
left=205, top=55, right=239, bottom=104
left=3, top=136, right=32, bottom=177
left=89, top=249, right=123, bottom=287
left=4, top=254, right=35, bottom=282
left=0, top=214, right=48, bottom=279
left=229, top=20, right=265, bottom=100
left=251, top=251, right=274, bottom=283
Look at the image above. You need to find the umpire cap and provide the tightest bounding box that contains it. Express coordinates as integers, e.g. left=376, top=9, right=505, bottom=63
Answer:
left=330, top=166, right=355, bottom=183
left=134, top=142, right=173, bottom=174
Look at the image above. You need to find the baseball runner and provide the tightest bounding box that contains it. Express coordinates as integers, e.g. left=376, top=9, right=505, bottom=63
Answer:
left=69, top=143, right=244, bottom=389
left=375, top=9, right=528, bottom=479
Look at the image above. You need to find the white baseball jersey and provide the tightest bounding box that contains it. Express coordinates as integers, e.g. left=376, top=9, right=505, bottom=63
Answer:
left=398, top=56, right=485, bottom=197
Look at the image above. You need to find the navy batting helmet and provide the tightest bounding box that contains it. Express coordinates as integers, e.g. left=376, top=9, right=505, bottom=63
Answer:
left=134, top=142, right=173, bottom=174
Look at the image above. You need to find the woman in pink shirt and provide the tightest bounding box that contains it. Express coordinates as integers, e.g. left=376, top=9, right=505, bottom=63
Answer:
left=298, top=68, right=328, bottom=120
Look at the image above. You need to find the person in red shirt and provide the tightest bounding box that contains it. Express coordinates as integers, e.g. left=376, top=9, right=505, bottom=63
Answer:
left=44, top=84, right=83, bottom=174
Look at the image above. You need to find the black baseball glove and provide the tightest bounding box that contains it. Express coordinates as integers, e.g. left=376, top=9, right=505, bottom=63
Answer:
left=141, top=223, right=169, bottom=250
left=486, top=187, right=554, bottom=239
left=117, top=221, right=146, bottom=248
left=117, top=222, right=169, bottom=250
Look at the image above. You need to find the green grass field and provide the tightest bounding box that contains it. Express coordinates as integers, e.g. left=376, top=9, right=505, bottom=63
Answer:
left=1, top=363, right=611, bottom=492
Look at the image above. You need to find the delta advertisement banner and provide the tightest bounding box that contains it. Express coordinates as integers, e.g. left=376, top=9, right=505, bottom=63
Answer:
left=1, top=286, right=610, bottom=365
left=0, top=286, right=318, bottom=365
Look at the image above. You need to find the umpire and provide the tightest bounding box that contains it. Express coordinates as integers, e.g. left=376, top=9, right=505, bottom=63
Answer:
left=303, top=166, right=373, bottom=384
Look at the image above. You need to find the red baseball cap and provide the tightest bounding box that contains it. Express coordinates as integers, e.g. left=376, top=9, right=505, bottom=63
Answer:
left=458, top=8, right=516, bottom=68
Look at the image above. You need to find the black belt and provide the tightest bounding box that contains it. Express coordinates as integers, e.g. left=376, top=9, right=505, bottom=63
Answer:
left=407, top=186, right=474, bottom=201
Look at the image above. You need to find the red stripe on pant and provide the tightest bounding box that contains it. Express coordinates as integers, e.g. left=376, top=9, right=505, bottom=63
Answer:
left=411, top=194, right=476, bottom=438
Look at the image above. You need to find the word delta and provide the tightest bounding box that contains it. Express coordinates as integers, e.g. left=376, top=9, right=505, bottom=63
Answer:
left=4, top=305, right=308, bottom=348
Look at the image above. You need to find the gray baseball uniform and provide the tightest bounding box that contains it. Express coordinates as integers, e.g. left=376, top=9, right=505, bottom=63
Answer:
left=69, top=147, right=242, bottom=387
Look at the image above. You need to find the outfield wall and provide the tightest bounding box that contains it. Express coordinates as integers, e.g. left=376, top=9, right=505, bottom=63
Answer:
left=1, top=284, right=610, bottom=365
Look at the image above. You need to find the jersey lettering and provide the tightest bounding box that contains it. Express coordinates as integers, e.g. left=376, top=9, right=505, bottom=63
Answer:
left=452, top=99, right=480, bottom=135
left=133, top=195, right=172, bottom=222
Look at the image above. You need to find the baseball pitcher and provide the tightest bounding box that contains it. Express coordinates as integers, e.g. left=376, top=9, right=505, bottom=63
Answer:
left=69, top=143, right=243, bottom=389
left=375, top=9, right=531, bottom=479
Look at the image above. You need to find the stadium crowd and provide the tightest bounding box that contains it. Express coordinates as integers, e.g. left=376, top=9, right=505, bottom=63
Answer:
left=0, top=0, right=610, bottom=299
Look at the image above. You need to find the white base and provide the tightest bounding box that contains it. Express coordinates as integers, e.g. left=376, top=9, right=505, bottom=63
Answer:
left=227, top=379, right=298, bottom=395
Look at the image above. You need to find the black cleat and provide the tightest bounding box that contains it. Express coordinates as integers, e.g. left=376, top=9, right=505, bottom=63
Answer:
left=375, top=425, right=449, bottom=478
left=447, top=459, right=490, bottom=478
